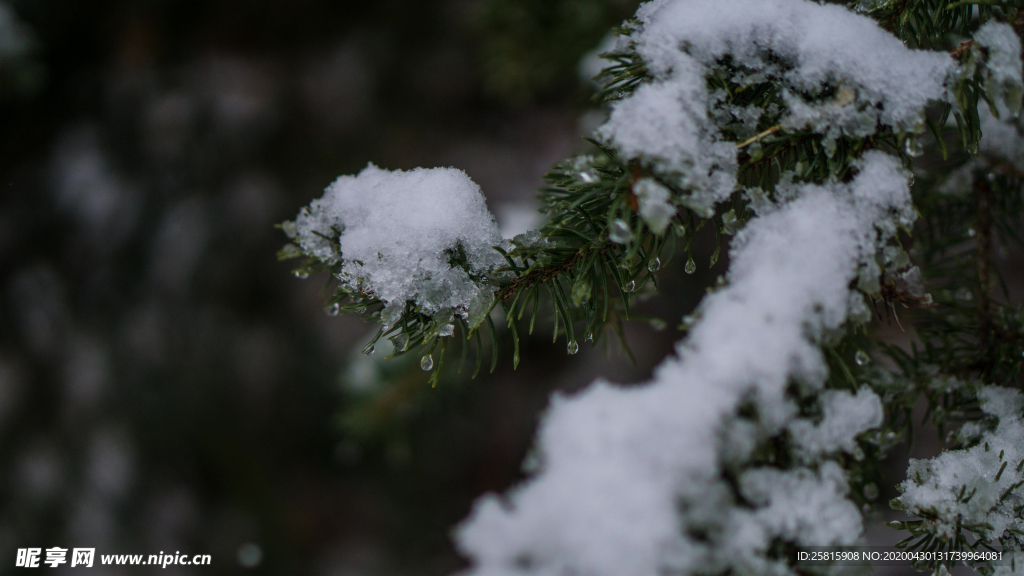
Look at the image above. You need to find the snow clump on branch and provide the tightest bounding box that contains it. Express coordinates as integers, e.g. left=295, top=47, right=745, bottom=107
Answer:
left=284, top=164, right=505, bottom=323
left=598, top=0, right=954, bottom=216
left=896, top=386, right=1024, bottom=543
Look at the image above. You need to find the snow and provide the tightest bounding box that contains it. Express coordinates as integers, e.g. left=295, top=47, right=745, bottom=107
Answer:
left=897, top=386, right=1024, bottom=541
left=789, top=388, right=883, bottom=459
left=993, top=554, right=1024, bottom=576
left=633, top=178, right=675, bottom=234
left=939, top=103, right=1024, bottom=196
left=598, top=0, right=954, bottom=212
left=980, top=107, right=1024, bottom=170
left=974, top=22, right=1024, bottom=118
left=286, top=164, right=505, bottom=322
left=455, top=152, right=912, bottom=576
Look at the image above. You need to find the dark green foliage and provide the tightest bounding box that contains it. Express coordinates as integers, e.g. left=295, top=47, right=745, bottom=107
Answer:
left=471, top=0, right=641, bottom=104
left=857, top=0, right=1019, bottom=50
left=495, top=141, right=712, bottom=363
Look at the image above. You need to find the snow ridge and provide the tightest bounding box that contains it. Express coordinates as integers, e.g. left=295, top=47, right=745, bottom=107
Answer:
left=456, top=152, right=913, bottom=576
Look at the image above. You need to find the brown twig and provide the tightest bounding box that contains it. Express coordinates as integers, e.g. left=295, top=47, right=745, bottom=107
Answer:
left=951, top=39, right=976, bottom=61
left=496, top=244, right=613, bottom=301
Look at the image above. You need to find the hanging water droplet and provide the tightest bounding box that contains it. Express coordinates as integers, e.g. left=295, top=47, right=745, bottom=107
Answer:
left=721, top=209, right=739, bottom=235
left=968, top=228, right=976, bottom=237
left=904, top=136, right=924, bottom=157
left=625, top=280, right=636, bottom=292
left=585, top=332, right=594, bottom=342
left=420, top=355, right=434, bottom=371
left=567, top=340, right=579, bottom=355
left=363, top=345, right=375, bottom=355
left=863, top=482, right=879, bottom=501
left=325, top=303, right=340, bottom=316
left=647, top=257, right=661, bottom=272
left=855, top=350, right=870, bottom=366
left=968, top=141, right=979, bottom=155
left=649, top=318, right=667, bottom=331
left=394, top=333, right=410, bottom=351
left=572, top=280, right=592, bottom=305
left=675, top=222, right=687, bottom=237
left=610, top=219, right=633, bottom=244
left=685, top=257, right=696, bottom=275
left=294, top=270, right=309, bottom=279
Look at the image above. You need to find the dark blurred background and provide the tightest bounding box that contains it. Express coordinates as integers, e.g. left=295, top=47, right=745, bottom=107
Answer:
left=0, top=1, right=747, bottom=574
left=5, top=1, right=1018, bottom=574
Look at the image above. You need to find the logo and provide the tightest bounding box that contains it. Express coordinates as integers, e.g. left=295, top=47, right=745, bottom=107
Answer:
left=16, top=548, right=94, bottom=568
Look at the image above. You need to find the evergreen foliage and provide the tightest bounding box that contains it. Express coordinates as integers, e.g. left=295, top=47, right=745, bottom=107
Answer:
left=282, top=0, right=1024, bottom=573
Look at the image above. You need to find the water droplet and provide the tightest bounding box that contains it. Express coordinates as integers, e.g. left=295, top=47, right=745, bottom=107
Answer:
left=325, top=303, right=340, bottom=316
left=579, top=170, right=597, bottom=183
left=904, top=136, right=924, bottom=157
left=294, top=270, right=309, bottom=279
left=625, top=280, right=636, bottom=292
left=885, top=431, right=897, bottom=441
left=650, top=318, right=667, bottom=331
left=855, top=350, right=870, bottom=366
left=721, top=209, right=739, bottom=235
left=968, top=228, right=976, bottom=237
left=353, top=306, right=367, bottom=314
left=610, top=219, right=633, bottom=244
left=987, top=172, right=996, bottom=182
left=567, top=341, right=579, bottom=355
left=968, top=141, right=980, bottom=156
left=863, top=482, right=879, bottom=501
left=420, top=355, right=434, bottom=371
left=585, top=332, right=594, bottom=342
left=572, top=280, right=592, bottom=305
left=394, top=334, right=410, bottom=351
left=363, top=345, right=375, bottom=355
left=685, top=257, right=696, bottom=275
left=647, top=257, right=661, bottom=272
